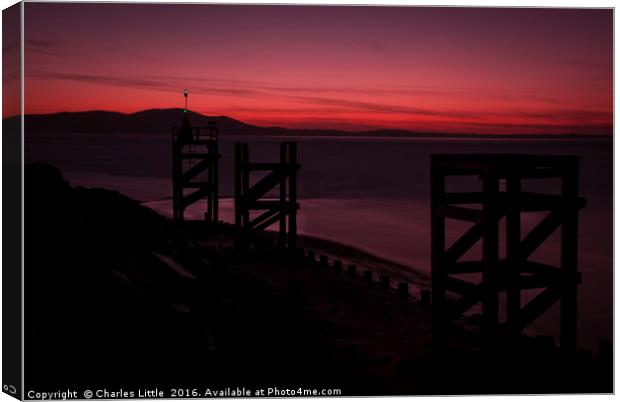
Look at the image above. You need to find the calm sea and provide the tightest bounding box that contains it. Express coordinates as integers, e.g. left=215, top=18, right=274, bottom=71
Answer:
left=25, top=132, right=613, bottom=351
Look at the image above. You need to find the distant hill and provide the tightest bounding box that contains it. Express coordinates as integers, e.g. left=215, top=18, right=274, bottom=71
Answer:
left=5, top=108, right=612, bottom=139
left=10, top=109, right=264, bottom=135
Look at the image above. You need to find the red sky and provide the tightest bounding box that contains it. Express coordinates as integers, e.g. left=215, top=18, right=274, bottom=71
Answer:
left=19, top=4, right=613, bottom=134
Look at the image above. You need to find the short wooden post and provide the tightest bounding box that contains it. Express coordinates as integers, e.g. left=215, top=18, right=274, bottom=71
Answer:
left=380, top=274, right=390, bottom=290
left=296, top=247, right=305, bottom=260
left=398, top=282, right=409, bottom=299
left=421, top=289, right=432, bottom=305
left=363, top=270, right=373, bottom=285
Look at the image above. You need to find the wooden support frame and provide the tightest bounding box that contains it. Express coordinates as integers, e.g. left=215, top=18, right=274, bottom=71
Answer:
left=235, top=142, right=300, bottom=250
left=172, top=124, right=220, bottom=223
left=430, top=154, right=584, bottom=354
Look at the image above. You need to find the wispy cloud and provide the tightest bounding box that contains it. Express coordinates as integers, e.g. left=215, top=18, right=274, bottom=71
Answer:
left=26, top=69, right=611, bottom=132
left=515, top=110, right=612, bottom=122
left=261, top=84, right=565, bottom=105
left=3, top=40, right=19, bottom=57
left=452, top=120, right=612, bottom=135
left=25, top=37, right=164, bottom=63
left=281, top=94, right=484, bottom=120
left=352, top=38, right=396, bottom=56
left=25, top=38, right=67, bottom=57
left=26, top=69, right=264, bottom=97
left=553, top=57, right=612, bottom=72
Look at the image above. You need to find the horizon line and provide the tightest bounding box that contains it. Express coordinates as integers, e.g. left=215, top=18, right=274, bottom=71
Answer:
left=6, top=108, right=614, bottom=137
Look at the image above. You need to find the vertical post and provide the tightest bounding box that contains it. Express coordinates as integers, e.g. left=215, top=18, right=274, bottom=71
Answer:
left=560, top=159, right=579, bottom=354
left=172, top=135, right=178, bottom=221
left=506, top=175, right=521, bottom=341
left=172, top=134, right=184, bottom=221
left=288, top=142, right=298, bottom=250
left=212, top=137, right=219, bottom=223
left=242, top=144, right=250, bottom=240
left=234, top=143, right=242, bottom=246
left=430, top=162, right=446, bottom=353
left=278, top=143, right=288, bottom=248
left=482, top=167, right=499, bottom=347
left=206, top=134, right=213, bottom=224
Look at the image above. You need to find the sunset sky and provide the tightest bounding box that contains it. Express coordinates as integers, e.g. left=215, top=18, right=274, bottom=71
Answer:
left=20, top=4, right=613, bottom=134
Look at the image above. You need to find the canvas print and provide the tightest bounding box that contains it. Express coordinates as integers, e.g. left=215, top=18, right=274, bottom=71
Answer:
left=2, top=2, right=614, bottom=398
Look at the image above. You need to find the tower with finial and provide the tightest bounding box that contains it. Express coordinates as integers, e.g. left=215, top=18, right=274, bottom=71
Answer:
left=180, top=88, right=192, bottom=142
left=172, top=88, right=221, bottom=223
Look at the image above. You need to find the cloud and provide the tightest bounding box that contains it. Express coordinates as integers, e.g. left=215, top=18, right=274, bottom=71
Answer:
left=456, top=121, right=612, bottom=135
left=261, top=84, right=565, bottom=105
left=26, top=69, right=263, bottom=97
left=149, top=74, right=262, bottom=88
left=25, top=69, right=611, bottom=133
left=25, top=37, right=165, bottom=63
left=28, top=68, right=490, bottom=120
left=352, top=39, right=396, bottom=56
left=553, top=57, right=612, bottom=72
left=282, top=94, right=482, bottom=120
left=2, top=40, right=19, bottom=57
left=514, top=110, right=612, bottom=122
left=25, top=38, right=67, bottom=57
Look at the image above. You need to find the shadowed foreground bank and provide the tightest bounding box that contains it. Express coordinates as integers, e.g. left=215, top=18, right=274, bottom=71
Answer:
left=24, top=163, right=612, bottom=395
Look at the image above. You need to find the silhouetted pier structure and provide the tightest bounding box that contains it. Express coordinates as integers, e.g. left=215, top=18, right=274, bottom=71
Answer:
left=235, top=142, right=300, bottom=250
left=430, top=154, right=585, bottom=353
left=172, top=118, right=220, bottom=223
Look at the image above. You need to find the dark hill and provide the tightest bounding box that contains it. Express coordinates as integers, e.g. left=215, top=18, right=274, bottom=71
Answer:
left=15, top=108, right=267, bottom=135
left=8, top=109, right=612, bottom=139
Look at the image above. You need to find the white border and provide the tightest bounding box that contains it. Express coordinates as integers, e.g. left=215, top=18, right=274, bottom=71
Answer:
left=0, top=2, right=616, bottom=402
